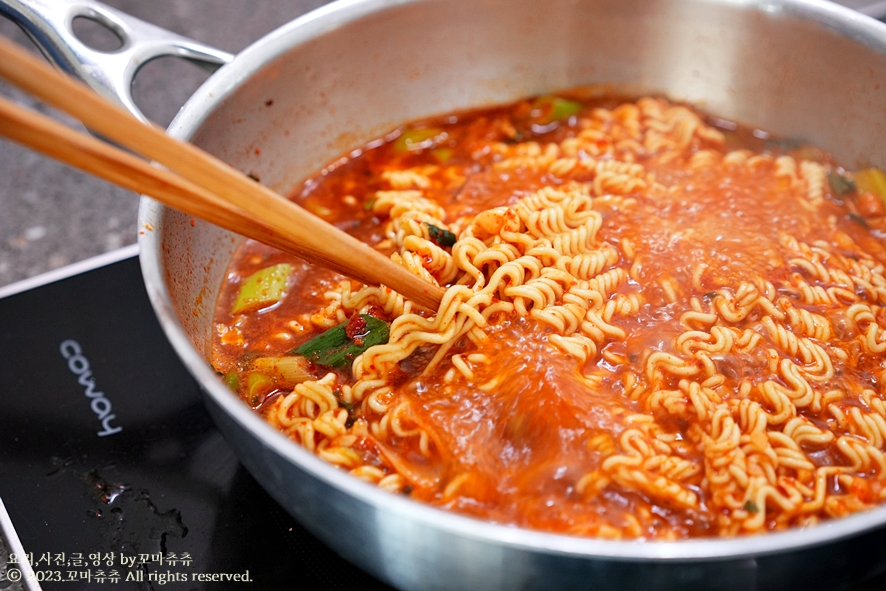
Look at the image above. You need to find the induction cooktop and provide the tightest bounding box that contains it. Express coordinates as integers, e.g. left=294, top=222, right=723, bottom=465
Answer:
left=0, top=247, right=393, bottom=590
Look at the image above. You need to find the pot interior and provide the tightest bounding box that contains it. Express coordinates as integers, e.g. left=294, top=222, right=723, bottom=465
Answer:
left=142, top=0, right=886, bottom=359
left=138, top=0, right=886, bottom=576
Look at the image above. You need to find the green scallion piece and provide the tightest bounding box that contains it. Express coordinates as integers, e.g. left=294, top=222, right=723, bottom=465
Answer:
left=426, top=223, right=457, bottom=247
left=251, top=355, right=313, bottom=385
left=231, top=263, right=292, bottom=314
left=246, top=372, right=275, bottom=404
left=853, top=168, right=886, bottom=201
left=532, top=95, right=582, bottom=123
left=828, top=171, right=856, bottom=196
left=743, top=500, right=759, bottom=513
left=848, top=212, right=870, bottom=228
left=294, top=314, right=389, bottom=369
left=333, top=392, right=355, bottom=412
left=221, top=370, right=239, bottom=393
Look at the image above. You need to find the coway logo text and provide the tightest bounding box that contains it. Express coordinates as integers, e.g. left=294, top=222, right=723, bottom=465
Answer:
left=59, top=339, right=123, bottom=437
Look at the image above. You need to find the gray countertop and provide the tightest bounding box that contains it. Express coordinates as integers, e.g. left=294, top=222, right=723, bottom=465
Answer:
left=0, top=0, right=330, bottom=289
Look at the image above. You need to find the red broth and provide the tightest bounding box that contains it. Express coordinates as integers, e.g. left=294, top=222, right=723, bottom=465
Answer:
left=212, top=94, right=886, bottom=539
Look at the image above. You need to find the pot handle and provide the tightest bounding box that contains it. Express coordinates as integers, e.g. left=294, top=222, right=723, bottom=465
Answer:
left=0, top=0, right=234, bottom=122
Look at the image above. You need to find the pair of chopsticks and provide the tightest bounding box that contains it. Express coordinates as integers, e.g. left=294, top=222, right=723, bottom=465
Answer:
left=0, top=37, right=445, bottom=310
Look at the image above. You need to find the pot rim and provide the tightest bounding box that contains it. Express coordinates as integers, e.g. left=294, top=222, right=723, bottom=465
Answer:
left=138, top=0, right=886, bottom=563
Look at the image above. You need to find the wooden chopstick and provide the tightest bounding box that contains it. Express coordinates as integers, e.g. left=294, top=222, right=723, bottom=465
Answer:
left=0, top=37, right=446, bottom=310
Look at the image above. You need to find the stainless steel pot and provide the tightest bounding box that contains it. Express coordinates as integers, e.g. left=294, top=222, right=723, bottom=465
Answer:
left=6, top=0, right=886, bottom=589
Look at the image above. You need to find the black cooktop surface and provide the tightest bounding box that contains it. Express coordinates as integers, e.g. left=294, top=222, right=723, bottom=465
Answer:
left=0, top=252, right=392, bottom=590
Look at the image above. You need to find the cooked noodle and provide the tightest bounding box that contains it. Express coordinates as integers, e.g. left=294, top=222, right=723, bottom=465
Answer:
left=214, top=95, right=886, bottom=539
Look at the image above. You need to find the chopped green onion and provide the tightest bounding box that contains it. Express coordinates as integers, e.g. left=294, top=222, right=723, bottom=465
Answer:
left=394, top=128, right=445, bottom=152
left=246, top=372, right=275, bottom=404
left=743, top=500, right=759, bottom=513
left=231, top=263, right=292, bottom=314
left=333, top=392, right=354, bottom=412
left=335, top=393, right=357, bottom=427
left=426, top=223, right=457, bottom=247
left=504, top=129, right=525, bottom=144
left=852, top=168, right=886, bottom=201
left=221, top=370, right=239, bottom=392
left=849, top=212, right=870, bottom=227
left=251, top=355, right=314, bottom=385
left=828, top=171, right=856, bottom=195
left=294, top=314, right=390, bottom=369
left=363, top=198, right=377, bottom=211
left=532, top=95, right=582, bottom=124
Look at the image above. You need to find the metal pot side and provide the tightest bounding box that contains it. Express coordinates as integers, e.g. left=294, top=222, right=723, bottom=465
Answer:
left=136, top=0, right=886, bottom=589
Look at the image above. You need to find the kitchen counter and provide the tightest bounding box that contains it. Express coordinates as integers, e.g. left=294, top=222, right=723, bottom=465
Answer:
left=0, top=0, right=330, bottom=289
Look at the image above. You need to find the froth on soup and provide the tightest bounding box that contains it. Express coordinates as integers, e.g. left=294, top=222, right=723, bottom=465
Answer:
left=211, top=92, right=886, bottom=539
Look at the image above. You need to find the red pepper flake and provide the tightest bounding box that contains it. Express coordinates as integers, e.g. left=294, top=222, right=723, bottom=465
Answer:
left=364, top=304, right=386, bottom=319
left=345, top=314, right=368, bottom=340
left=255, top=148, right=261, bottom=155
